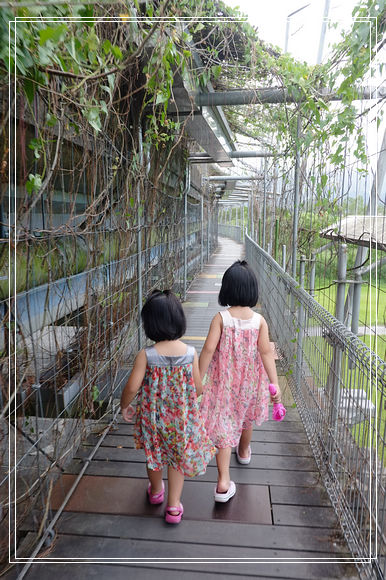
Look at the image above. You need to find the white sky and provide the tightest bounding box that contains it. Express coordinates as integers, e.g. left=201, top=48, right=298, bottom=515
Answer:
left=222, top=0, right=385, bottom=188
left=223, top=0, right=359, bottom=64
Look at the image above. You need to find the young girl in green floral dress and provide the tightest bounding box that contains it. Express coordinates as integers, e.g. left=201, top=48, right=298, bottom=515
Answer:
left=120, top=290, right=216, bottom=524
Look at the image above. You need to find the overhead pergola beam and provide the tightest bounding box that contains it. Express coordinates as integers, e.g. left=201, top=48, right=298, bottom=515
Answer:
left=195, top=86, right=386, bottom=107
left=189, top=151, right=277, bottom=159
left=205, top=175, right=263, bottom=181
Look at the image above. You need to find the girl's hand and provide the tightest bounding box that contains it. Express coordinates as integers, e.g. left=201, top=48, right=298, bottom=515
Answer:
left=269, top=384, right=282, bottom=404
left=121, top=404, right=136, bottom=422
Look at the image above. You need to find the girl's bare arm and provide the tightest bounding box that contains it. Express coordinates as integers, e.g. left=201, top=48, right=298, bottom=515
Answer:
left=120, top=349, right=147, bottom=421
left=257, top=317, right=281, bottom=402
left=192, top=350, right=203, bottom=396
left=199, top=313, right=222, bottom=378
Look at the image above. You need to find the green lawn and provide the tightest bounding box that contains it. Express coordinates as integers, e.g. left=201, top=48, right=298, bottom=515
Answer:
left=313, top=278, right=385, bottom=361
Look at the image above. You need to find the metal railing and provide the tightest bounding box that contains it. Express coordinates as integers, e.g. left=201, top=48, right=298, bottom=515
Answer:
left=218, top=224, right=243, bottom=243
left=246, top=233, right=385, bottom=580
left=2, top=197, right=218, bottom=569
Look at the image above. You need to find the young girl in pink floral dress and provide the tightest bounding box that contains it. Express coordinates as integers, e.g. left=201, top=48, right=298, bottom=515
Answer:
left=121, top=290, right=216, bottom=524
left=199, top=260, right=281, bottom=503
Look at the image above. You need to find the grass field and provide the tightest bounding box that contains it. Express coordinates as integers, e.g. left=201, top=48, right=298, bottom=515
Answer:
left=313, top=278, right=385, bottom=361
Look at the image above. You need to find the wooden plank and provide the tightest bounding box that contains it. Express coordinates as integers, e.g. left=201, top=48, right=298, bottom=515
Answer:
left=50, top=475, right=272, bottom=525
left=272, top=505, right=339, bottom=528
left=17, top=534, right=358, bottom=579
left=270, top=485, right=332, bottom=507
left=114, top=424, right=309, bottom=444
left=14, top=563, right=274, bottom=580
left=106, top=407, right=302, bottom=427
left=50, top=512, right=350, bottom=554
left=65, top=461, right=319, bottom=486
left=74, top=446, right=317, bottom=472
left=85, top=436, right=314, bottom=458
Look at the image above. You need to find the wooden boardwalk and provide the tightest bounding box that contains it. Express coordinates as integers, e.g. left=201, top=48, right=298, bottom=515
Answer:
left=12, top=238, right=359, bottom=579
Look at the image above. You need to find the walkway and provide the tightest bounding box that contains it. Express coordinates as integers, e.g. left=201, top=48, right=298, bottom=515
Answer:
left=12, top=238, right=359, bottom=579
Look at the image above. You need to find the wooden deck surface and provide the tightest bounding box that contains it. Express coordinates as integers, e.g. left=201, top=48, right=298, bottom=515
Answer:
left=10, top=238, right=359, bottom=579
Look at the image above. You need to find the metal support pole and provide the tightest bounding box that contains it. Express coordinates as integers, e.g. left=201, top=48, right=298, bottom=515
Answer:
left=274, top=219, right=279, bottom=261
left=309, top=252, right=316, bottom=297
left=317, top=0, right=330, bottom=64
left=183, top=164, right=191, bottom=302
left=330, top=243, right=347, bottom=468
left=335, top=244, right=347, bottom=323
left=291, top=114, right=301, bottom=280
left=262, top=157, right=267, bottom=250
left=295, top=256, right=306, bottom=392
left=351, top=272, right=362, bottom=336
left=200, top=194, right=204, bottom=271
left=207, top=204, right=210, bottom=261
left=137, top=126, right=143, bottom=349
left=242, top=203, right=246, bottom=242
left=282, top=244, right=286, bottom=271
left=250, top=189, right=254, bottom=239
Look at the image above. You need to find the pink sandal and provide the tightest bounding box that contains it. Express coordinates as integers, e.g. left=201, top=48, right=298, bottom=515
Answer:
left=147, top=481, right=165, bottom=505
left=165, top=503, right=184, bottom=524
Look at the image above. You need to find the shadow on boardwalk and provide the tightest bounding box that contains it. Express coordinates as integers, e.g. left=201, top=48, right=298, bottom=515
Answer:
left=9, top=239, right=359, bottom=580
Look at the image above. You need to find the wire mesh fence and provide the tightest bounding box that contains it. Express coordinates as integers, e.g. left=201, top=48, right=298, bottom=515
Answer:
left=2, top=102, right=218, bottom=564
left=246, top=232, right=385, bottom=580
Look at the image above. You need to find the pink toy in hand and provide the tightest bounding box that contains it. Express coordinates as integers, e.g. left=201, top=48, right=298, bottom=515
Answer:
left=269, top=384, right=286, bottom=422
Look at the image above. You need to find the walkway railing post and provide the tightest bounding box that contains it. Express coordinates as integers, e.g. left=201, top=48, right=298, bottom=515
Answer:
left=137, top=126, right=143, bottom=350
left=351, top=271, right=363, bottom=336
left=274, top=218, right=279, bottom=261
left=200, top=194, right=204, bottom=271
left=295, top=255, right=306, bottom=394
left=242, top=203, right=246, bottom=242
left=330, top=243, right=347, bottom=468
left=309, top=252, right=316, bottom=297
left=182, top=162, right=191, bottom=301
left=207, top=202, right=210, bottom=261
left=291, top=114, right=301, bottom=280
left=282, top=244, right=286, bottom=271
left=262, top=157, right=267, bottom=250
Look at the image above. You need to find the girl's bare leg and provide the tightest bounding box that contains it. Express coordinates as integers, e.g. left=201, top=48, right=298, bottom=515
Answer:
left=216, top=447, right=232, bottom=492
left=147, top=466, right=163, bottom=494
left=167, top=466, right=184, bottom=512
left=238, top=427, right=253, bottom=458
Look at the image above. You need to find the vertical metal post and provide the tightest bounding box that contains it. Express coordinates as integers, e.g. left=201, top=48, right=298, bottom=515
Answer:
left=183, top=163, right=190, bottom=302
left=317, top=0, right=331, bottom=64
left=335, top=244, right=347, bottom=323
left=262, top=157, right=267, bottom=250
left=200, top=194, right=204, bottom=271
left=330, top=243, right=347, bottom=468
left=295, top=256, right=306, bottom=392
left=274, top=218, right=279, bottom=261
left=207, top=202, right=210, bottom=261
left=291, top=114, right=301, bottom=279
left=282, top=244, right=286, bottom=271
left=137, top=126, right=143, bottom=349
left=242, top=203, right=245, bottom=242
left=351, top=272, right=362, bottom=336
left=309, top=252, right=316, bottom=297
left=250, top=188, right=254, bottom=238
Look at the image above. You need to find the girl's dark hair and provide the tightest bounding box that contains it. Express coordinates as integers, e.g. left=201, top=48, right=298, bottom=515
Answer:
left=141, top=290, right=186, bottom=342
left=218, top=260, right=259, bottom=307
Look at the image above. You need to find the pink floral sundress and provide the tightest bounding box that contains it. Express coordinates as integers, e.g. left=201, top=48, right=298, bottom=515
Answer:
left=134, top=345, right=216, bottom=477
left=200, top=309, right=270, bottom=448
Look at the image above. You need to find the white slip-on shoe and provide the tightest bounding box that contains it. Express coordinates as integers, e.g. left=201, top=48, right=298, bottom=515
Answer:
left=236, top=444, right=251, bottom=465
left=214, top=480, right=236, bottom=503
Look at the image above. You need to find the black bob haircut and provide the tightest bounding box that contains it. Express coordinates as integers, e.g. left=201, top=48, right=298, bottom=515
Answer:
left=218, top=260, right=259, bottom=307
left=141, top=289, right=186, bottom=342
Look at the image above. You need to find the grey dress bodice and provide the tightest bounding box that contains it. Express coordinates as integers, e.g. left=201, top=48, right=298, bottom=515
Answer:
left=145, top=345, right=195, bottom=367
